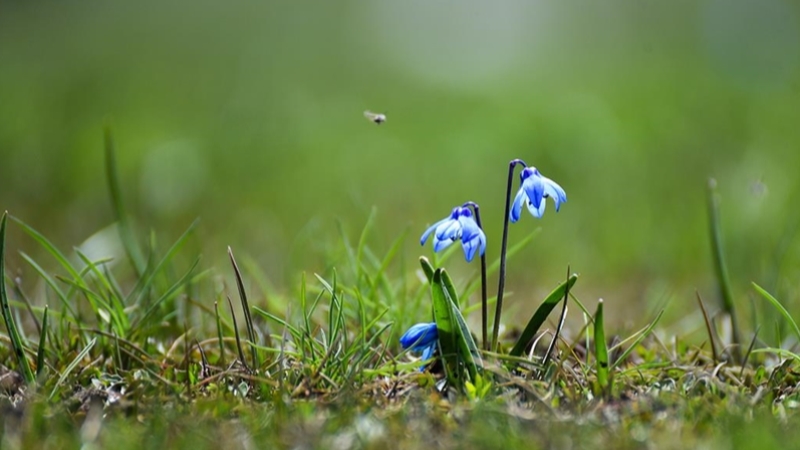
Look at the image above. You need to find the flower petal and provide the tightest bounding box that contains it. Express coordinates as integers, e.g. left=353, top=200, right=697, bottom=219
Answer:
left=400, top=322, right=439, bottom=350
left=461, top=236, right=477, bottom=262
left=420, top=344, right=435, bottom=362
left=459, top=214, right=486, bottom=262
left=433, top=236, right=457, bottom=253
left=435, top=218, right=462, bottom=242
left=526, top=195, right=547, bottom=218
left=420, top=217, right=449, bottom=246
left=463, top=232, right=487, bottom=262
left=458, top=215, right=480, bottom=241
left=510, top=187, right=526, bottom=223
left=542, top=176, right=567, bottom=212
left=522, top=170, right=545, bottom=210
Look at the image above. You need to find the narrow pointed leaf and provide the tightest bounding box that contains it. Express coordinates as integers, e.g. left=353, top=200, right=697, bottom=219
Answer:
left=753, top=282, right=800, bottom=343
left=1, top=212, right=36, bottom=383
left=594, top=300, right=610, bottom=394
left=509, top=274, right=578, bottom=357
left=431, top=269, right=459, bottom=385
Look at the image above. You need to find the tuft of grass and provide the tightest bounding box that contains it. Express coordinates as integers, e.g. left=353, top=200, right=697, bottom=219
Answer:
left=1, top=211, right=36, bottom=384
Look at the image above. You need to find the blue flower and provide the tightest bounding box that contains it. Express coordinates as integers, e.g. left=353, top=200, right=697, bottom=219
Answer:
left=420, top=207, right=487, bottom=262
left=510, top=167, right=567, bottom=222
left=400, top=322, right=439, bottom=364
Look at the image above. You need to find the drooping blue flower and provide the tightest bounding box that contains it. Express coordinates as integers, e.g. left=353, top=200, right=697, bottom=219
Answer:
left=400, top=322, right=439, bottom=364
left=510, top=167, right=567, bottom=222
left=420, top=207, right=487, bottom=262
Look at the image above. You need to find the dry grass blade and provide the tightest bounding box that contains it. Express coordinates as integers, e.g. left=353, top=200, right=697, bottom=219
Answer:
left=226, top=295, right=249, bottom=372
left=696, top=291, right=719, bottom=363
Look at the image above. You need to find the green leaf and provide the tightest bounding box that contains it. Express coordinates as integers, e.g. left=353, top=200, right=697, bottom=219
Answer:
left=444, top=280, right=481, bottom=381
left=753, top=282, right=800, bottom=343
left=509, top=274, right=578, bottom=357
left=441, top=269, right=461, bottom=311
left=36, top=305, right=49, bottom=378
left=419, top=257, right=435, bottom=284
left=431, top=268, right=480, bottom=388
left=431, top=269, right=459, bottom=385
left=0, top=212, right=36, bottom=384
left=594, top=299, right=610, bottom=394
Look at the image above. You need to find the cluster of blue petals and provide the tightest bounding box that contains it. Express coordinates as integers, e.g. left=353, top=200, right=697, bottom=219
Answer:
left=410, top=163, right=565, bottom=370
left=510, top=167, right=567, bottom=222
left=399, top=322, right=438, bottom=365
left=419, top=206, right=487, bottom=262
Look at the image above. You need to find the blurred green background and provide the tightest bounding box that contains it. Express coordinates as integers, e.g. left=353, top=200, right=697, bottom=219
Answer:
left=2, top=0, right=800, bottom=328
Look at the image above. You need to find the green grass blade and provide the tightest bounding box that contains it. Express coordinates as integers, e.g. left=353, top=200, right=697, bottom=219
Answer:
left=75, top=250, right=129, bottom=332
left=129, top=257, right=201, bottom=334
left=463, top=295, right=496, bottom=315
left=18, top=252, right=79, bottom=322
left=370, top=228, right=408, bottom=298
left=252, top=305, right=304, bottom=343
left=128, top=219, right=199, bottom=306
left=752, top=282, right=800, bottom=343
left=610, top=309, right=664, bottom=370
left=36, top=305, right=49, bottom=377
left=11, top=216, right=82, bottom=281
left=49, top=337, right=96, bottom=400
left=594, top=299, right=610, bottom=394
left=1, top=212, right=36, bottom=384
left=751, top=347, right=800, bottom=363
left=707, top=178, right=741, bottom=361
left=509, top=274, right=579, bottom=357
left=356, top=207, right=377, bottom=275
left=104, top=126, right=146, bottom=276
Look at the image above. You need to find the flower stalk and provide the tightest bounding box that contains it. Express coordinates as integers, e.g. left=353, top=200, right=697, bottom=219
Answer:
left=462, top=201, right=489, bottom=351
left=492, top=159, right=527, bottom=351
